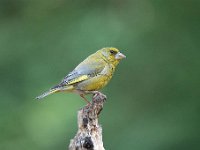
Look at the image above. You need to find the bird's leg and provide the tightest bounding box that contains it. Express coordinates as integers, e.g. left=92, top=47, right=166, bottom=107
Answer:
left=92, top=91, right=101, bottom=98
left=84, top=91, right=98, bottom=96
left=80, top=94, right=91, bottom=105
left=84, top=91, right=106, bottom=101
left=84, top=91, right=100, bottom=97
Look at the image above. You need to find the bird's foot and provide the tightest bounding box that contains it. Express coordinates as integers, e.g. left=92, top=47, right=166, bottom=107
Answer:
left=92, top=91, right=101, bottom=98
left=83, top=91, right=107, bottom=102
left=92, top=91, right=107, bottom=102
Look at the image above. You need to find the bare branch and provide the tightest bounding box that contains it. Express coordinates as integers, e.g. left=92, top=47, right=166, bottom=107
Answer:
left=69, top=92, right=107, bottom=150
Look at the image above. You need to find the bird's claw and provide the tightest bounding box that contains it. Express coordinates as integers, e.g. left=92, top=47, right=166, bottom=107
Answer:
left=92, top=91, right=107, bottom=102
left=93, top=91, right=100, bottom=98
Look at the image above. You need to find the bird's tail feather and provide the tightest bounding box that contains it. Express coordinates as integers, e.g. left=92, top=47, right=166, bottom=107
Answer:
left=36, top=88, right=59, bottom=100
left=36, top=85, right=74, bottom=100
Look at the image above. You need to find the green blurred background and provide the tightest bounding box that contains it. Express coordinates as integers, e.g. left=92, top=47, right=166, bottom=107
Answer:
left=0, top=0, right=199, bottom=150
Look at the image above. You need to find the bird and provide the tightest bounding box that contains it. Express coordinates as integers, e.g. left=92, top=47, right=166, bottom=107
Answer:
left=36, top=47, right=126, bottom=103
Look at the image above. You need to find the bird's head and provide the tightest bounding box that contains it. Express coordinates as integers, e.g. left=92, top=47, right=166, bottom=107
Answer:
left=99, top=47, right=126, bottom=66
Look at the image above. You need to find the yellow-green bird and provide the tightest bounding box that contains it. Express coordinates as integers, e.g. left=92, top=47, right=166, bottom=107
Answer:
left=36, top=47, right=126, bottom=103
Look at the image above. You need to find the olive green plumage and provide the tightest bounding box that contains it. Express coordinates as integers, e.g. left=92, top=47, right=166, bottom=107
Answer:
left=36, top=47, right=126, bottom=102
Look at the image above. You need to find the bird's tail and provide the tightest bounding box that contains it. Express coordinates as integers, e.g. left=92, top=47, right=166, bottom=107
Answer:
left=36, top=88, right=60, bottom=100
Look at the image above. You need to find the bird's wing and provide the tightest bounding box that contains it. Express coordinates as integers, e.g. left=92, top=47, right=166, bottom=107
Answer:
left=59, top=57, right=106, bottom=86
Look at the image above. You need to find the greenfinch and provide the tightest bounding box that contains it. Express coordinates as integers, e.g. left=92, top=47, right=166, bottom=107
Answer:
left=36, top=47, right=126, bottom=103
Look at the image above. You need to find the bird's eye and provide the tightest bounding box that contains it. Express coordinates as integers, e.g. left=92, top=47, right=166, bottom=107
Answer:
left=110, top=50, right=115, bottom=54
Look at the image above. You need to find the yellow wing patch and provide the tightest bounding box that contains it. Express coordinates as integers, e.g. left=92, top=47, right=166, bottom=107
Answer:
left=67, top=75, right=89, bottom=85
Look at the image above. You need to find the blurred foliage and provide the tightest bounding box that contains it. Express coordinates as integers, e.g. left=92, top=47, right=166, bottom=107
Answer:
left=0, top=0, right=200, bottom=150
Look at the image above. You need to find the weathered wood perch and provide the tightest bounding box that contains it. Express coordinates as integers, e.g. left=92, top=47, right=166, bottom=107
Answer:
left=69, top=92, right=107, bottom=150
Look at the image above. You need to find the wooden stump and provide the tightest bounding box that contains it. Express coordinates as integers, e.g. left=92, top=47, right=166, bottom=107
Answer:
left=69, top=92, right=107, bottom=150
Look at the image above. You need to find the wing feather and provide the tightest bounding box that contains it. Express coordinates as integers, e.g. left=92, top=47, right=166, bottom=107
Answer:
left=59, top=54, right=106, bottom=87
left=67, top=75, right=89, bottom=85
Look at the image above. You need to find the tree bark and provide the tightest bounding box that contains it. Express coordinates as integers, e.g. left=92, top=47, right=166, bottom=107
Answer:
left=69, top=92, right=107, bottom=150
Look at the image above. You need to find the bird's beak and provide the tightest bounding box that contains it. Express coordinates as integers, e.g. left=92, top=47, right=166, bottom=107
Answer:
left=115, top=52, right=126, bottom=60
